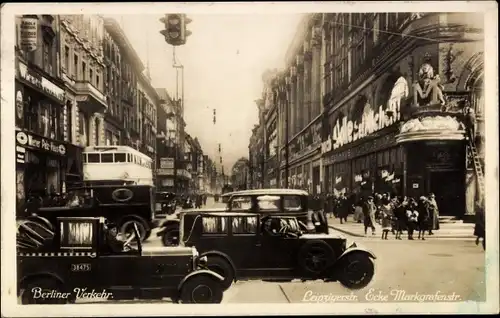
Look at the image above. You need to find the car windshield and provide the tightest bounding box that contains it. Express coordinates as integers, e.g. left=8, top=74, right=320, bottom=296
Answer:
left=231, top=196, right=252, bottom=211
left=257, top=195, right=280, bottom=210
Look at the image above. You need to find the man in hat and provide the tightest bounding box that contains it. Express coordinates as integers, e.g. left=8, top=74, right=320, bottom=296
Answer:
left=362, top=196, right=377, bottom=236
left=103, top=222, right=130, bottom=253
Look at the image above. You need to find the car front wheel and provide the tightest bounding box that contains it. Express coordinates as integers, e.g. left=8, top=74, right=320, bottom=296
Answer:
left=180, top=275, right=223, bottom=304
left=205, top=256, right=234, bottom=290
left=337, top=253, right=374, bottom=290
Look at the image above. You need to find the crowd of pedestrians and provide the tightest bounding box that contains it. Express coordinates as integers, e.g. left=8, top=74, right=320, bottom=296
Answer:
left=327, top=192, right=441, bottom=240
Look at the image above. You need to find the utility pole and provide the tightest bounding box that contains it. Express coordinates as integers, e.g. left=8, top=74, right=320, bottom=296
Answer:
left=282, top=78, right=290, bottom=188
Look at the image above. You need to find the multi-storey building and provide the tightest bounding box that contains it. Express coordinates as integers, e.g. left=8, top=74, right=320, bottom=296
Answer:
left=248, top=123, right=264, bottom=189
left=14, top=15, right=82, bottom=205
left=270, top=14, right=323, bottom=193
left=137, top=73, right=159, bottom=165
left=155, top=88, right=191, bottom=194
left=319, top=12, right=484, bottom=219
left=268, top=12, right=483, bottom=220
left=231, top=157, right=250, bottom=190
left=102, top=18, right=144, bottom=147
left=59, top=15, right=107, bottom=153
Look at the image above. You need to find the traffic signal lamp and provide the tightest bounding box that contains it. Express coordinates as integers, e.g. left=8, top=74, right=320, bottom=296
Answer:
left=159, top=14, right=192, bottom=46
left=218, top=144, right=221, bottom=152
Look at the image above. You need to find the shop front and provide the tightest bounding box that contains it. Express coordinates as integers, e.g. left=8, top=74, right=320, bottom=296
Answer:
left=15, top=129, right=83, bottom=208
left=286, top=119, right=322, bottom=192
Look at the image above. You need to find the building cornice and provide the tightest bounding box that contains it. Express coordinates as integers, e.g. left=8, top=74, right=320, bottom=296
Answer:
left=103, top=18, right=145, bottom=73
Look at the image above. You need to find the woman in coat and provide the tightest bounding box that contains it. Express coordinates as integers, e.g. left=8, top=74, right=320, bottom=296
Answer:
left=427, top=193, right=440, bottom=234
left=417, top=196, right=430, bottom=240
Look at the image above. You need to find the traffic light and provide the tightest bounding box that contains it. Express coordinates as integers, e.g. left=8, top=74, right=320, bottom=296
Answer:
left=218, top=144, right=221, bottom=152
left=159, top=14, right=192, bottom=46
left=213, top=109, right=216, bottom=124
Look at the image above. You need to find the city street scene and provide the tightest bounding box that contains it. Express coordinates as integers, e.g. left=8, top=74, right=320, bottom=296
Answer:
left=2, top=2, right=498, bottom=316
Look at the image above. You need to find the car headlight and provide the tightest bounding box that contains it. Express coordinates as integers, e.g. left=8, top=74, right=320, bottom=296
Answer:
left=198, top=256, right=208, bottom=266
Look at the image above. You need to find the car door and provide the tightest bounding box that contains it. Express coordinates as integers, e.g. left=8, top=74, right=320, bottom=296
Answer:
left=254, top=216, right=298, bottom=277
left=228, top=215, right=261, bottom=275
left=98, top=254, right=140, bottom=292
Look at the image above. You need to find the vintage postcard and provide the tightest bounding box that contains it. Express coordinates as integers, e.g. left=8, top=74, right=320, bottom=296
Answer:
left=1, top=1, right=498, bottom=316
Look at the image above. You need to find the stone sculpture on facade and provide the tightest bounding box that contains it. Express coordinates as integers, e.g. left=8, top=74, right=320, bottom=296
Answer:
left=412, top=63, right=446, bottom=107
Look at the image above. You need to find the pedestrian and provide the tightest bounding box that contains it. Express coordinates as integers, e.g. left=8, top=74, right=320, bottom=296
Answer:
left=417, top=196, right=430, bottom=240
left=394, top=196, right=408, bottom=240
left=338, top=194, right=349, bottom=224
left=427, top=193, right=440, bottom=235
left=379, top=197, right=393, bottom=240
left=406, top=198, right=419, bottom=240
left=362, top=196, right=377, bottom=236
left=474, top=202, right=485, bottom=250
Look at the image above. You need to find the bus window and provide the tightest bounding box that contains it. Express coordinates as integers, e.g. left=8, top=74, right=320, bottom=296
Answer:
left=115, top=153, right=126, bottom=163
left=134, top=156, right=137, bottom=164
left=101, top=154, right=114, bottom=163
left=83, top=154, right=87, bottom=163
left=127, top=154, right=131, bottom=162
left=87, top=153, right=100, bottom=163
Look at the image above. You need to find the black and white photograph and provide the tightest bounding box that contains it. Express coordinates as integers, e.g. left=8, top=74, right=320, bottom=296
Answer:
left=1, top=1, right=498, bottom=316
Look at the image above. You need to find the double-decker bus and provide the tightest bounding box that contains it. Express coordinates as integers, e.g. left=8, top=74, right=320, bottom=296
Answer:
left=83, top=146, right=153, bottom=186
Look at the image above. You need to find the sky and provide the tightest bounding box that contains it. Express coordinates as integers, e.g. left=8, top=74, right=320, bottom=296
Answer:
left=109, top=13, right=302, bottom=170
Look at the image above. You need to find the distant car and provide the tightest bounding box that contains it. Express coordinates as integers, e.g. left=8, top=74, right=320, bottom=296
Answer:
left=17, top=216, right=225, bottom=304
left=176, top=211, right=376, bottom=291
left=157, top=189, right=329, bottom=246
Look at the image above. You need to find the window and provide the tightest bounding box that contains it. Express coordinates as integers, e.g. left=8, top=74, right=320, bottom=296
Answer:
left=82, top=61, right=87, bottom=81
left=257, top=195, right=280, bottom=210
left=126, top=153, right=132, bottom=162
left=101, top=153, right=113, bottom=163
left=87, top=153, right=100, bottom=163
left=64, top=45, right=70, bottom=72
left=96, top=74, right=100, bottom=90
left=90, top=68, right=94, bottom=84
left=230, top=196, right=252, bottom=211
left=202, top=217, right=228, bottom=234
left=74, top=54, right=78, bottom=78
left=283, top=196, right=302, bottom=211
left=42, top=38, right=53, bottom=76
left=232, top=216, right=258, bottom=234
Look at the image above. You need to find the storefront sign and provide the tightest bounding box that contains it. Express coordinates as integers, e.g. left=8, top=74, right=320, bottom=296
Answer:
left=157, top=168, right=175, bottom=176
left=18, top=62, right=65, bottom=103
left=20, top=17, right=38, bottom=52
left=160, top=157, right=174, bottom=169
left=16, top=130, right=66, bottom=156
left=322, top=78, right=408, bottom=153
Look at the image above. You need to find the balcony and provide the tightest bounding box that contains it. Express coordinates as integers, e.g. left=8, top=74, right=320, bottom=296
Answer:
left=74, top=80, right=107, bottom=113
left=396, top=93, right=467, bottom=144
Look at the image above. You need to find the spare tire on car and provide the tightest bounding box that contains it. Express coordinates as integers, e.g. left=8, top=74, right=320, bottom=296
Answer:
left=297, top=240, right=335, bottom=275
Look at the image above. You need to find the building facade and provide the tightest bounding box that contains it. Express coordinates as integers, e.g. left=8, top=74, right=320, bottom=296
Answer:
left=102, top=18, right=144, bottom=147
left=260, top=12, right=484, bottom=219
left=137, top=73, right=159, bottom=173
left=319, top=12, right=484, bottom=219
left=248, top=124, right=264, bottom=189
left=231, top=157, right=250, bottom=190
left=15, top=15, right=84, bottom=206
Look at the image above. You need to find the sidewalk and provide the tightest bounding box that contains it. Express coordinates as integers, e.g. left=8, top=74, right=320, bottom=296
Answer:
left=327, top=214, right=475, bottom=239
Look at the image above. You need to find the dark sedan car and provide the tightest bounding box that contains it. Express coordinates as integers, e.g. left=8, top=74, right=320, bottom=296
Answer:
left=175, top=210, right=376, bottom=291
